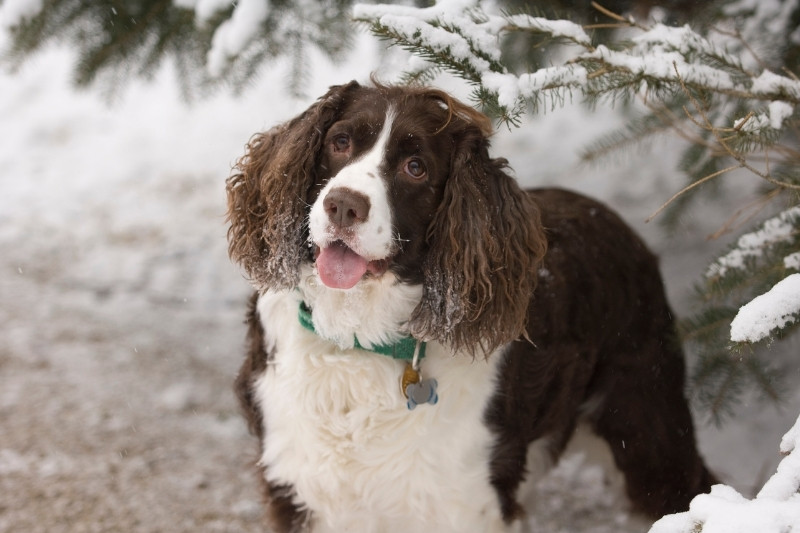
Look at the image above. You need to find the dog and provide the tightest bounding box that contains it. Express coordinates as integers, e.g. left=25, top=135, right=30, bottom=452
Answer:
left=226, top=80, right=715, bottom=532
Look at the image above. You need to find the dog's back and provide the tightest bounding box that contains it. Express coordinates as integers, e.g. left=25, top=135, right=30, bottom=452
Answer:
left=487, top=188, right=715, bottom=520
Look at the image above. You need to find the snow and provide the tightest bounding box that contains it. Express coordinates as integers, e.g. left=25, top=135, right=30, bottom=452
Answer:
left=2, top=8, right=800, bottom=533
left=751, top=69, right=800, bottom=99
left=206, top=0, right=271, bottom=76
left=759, top=414, right=800, bottom=500
left=730, top=273, right=800, bottom=343
left=724, top=0, right=800, bottom=71
left=0, top=0, right=43, bottom=28
left=651, top=415, right=800, bottom=533
left=768, top=101, right=796, bottom=128
left=503, top=14, right=591, bottom=46
left=785, top=252, right=800, bottom=270
left=631, top=23, right=739, bottom=68
left=707, top=206, right=800, bottom=278
left=352, top=0, right=478, bottom=21
left=378, top=12, right=494, bottom=72
left=482, top=65, right=588, bottom=109
left=651, top=485, right=800, bottom=533
left=734, top=101, right=795, bottom=132
left=586, top=43, right=737, bottom=91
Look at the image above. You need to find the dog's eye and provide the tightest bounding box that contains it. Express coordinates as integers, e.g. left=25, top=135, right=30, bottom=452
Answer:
left=404, top=158, right=427, bottom=179
left=332, top=134, right=351, bottom=153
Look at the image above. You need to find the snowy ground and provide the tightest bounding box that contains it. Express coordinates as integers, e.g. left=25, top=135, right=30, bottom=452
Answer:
left=1, top=34, right=799, bottom=532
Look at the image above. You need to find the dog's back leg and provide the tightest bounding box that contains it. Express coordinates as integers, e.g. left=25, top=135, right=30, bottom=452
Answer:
left=586, top=328, right=716, bottom=517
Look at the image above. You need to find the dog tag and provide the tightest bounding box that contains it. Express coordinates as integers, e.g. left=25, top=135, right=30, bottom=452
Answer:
left=405, top=378, right=438, bottom=410
left=401, top=361, right=438, bottom=410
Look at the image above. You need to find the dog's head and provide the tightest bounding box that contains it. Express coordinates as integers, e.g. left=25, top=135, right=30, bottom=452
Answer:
left=227, top=81, right=546, bottom=355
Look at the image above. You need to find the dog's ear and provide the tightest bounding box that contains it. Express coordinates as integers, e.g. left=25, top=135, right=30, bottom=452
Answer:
left=408, top=106, right=547, bottom=357
left=226, top=81, right=361, bottom=290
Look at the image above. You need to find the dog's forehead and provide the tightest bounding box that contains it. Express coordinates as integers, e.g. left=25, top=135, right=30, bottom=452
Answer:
left=345, top=87, right=451, bottom=130
left=343, top=89, right=389, bottom=120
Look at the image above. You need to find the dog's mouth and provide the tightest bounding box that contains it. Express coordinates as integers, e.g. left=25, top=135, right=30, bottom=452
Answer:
left=314, top=240, right=391, bottom=289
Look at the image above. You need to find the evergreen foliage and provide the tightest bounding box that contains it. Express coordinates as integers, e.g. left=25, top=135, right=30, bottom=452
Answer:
left=354, top=0, right=800, bottom=421
left=0, top=0, right=356, bottom=94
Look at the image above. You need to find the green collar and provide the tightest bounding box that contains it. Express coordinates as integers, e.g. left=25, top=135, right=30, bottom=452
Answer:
left=298, top=301, right=425, bottom=361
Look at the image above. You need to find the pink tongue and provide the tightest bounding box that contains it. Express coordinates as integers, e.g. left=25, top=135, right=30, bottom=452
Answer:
left=316, top=242, right=369, bottom=289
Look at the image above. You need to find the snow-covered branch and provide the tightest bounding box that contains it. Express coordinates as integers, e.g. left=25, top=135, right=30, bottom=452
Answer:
left=202, top=0, right=270, bottom=77
left=650, top=414, right=800, bottom=533
left=730, top=274, right=800, bottom=343
left=707, top=206, right=800, bottom=279
left=353, top=0, right=800, bottom=124
left=701, top=206, right=800, bottom=344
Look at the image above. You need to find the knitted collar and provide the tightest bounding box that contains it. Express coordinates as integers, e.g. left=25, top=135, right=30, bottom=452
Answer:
left=298, top=301, right=426, bottom=361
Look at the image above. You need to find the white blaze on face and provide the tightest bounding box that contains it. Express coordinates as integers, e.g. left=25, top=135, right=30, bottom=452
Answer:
left=309, top=108, right=396, bottom=289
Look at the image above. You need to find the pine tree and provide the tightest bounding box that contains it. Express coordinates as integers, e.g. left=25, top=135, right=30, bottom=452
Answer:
left=354, top=0, right=800, bottom=422
left=0, top=0, right=357, bottom=95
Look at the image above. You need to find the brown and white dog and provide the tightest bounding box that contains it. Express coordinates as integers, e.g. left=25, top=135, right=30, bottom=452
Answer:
left=226, top=81, right=714, bottom=532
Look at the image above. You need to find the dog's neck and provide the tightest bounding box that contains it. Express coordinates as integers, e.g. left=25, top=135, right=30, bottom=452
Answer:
left=294, top=284, right=439, bottom=410
left=297, top=264, right=424, bottom=351
left=297, top=300, right=426, bottom=361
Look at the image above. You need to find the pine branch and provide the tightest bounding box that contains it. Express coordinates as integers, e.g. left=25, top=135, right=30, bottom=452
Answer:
left=680, top=305, right=739, bottom=347
left=742, top=353, right=784, bottom=405
left=691, top=349, right=748, bottom=424
left=1, top=0, right=356, bottom=94
left=580, top=110, right=673, bottom=165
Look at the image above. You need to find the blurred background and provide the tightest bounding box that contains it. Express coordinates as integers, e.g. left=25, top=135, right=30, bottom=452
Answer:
left=1, top=1, right=799, bottom=531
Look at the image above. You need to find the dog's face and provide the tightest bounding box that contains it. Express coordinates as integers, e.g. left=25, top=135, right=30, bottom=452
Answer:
left=307, top=87, right=464, bottom=289
left=226, top=82, right=546, bottom=354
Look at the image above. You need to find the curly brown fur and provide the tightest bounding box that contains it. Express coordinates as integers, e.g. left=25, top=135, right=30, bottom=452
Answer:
left=226, top=81, right=361, bottom=290
left=408, top=128, right=547, bottom=357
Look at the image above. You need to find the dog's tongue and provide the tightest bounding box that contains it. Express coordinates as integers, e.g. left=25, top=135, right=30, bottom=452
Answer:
left=316, top=241, right=369, bottom=289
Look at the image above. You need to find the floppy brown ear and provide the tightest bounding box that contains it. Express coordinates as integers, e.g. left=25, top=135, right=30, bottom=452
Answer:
left=408, top=122, right=547, bottom=357
left=226, top=81, right=360, bottom=290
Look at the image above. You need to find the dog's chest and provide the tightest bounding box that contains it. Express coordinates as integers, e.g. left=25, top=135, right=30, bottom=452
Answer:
left=254, top=291, right=509, bottom=532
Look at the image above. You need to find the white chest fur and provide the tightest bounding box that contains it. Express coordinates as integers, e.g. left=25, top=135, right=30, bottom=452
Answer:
left=254, top=290, right=514, bottom=533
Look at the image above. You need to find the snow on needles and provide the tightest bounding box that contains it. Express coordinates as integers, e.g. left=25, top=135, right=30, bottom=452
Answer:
left=354, top=0, right=800, bottom=130
left=205, top=0, right=270, bottom=77
left=354, top=1, right=592, bottom=109
left=707, top=206, right=800, bottom=279
left=503, top=14, right=590, bottom=46
left=729, top=274, right=800, bottom=343
left=759, top=413, right=800, bottom=500
left=482, top=67, right=588, bottom=109
left=356, top=0, right=800, bottom=122
left=734, top=100, right=795, bottom=133
left=703, top=206, right=800, bottom=344
left=650, top=414, right=800, bottom=533
left=585, top=24, right=739, bottom=91
left=354, top=0, right=504, bottom=80
left=0, top=0, right=43, bottom=29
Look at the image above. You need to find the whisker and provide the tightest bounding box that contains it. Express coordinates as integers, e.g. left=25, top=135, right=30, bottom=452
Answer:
left=392, top=231, right=410, bottom=253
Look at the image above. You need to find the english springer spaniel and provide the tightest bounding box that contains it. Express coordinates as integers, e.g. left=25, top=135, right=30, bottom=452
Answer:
left=226, top=81, right=714, bottom=532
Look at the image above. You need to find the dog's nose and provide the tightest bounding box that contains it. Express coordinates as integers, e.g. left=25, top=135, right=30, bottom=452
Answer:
left=324, top=187, right=370, bottom=228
